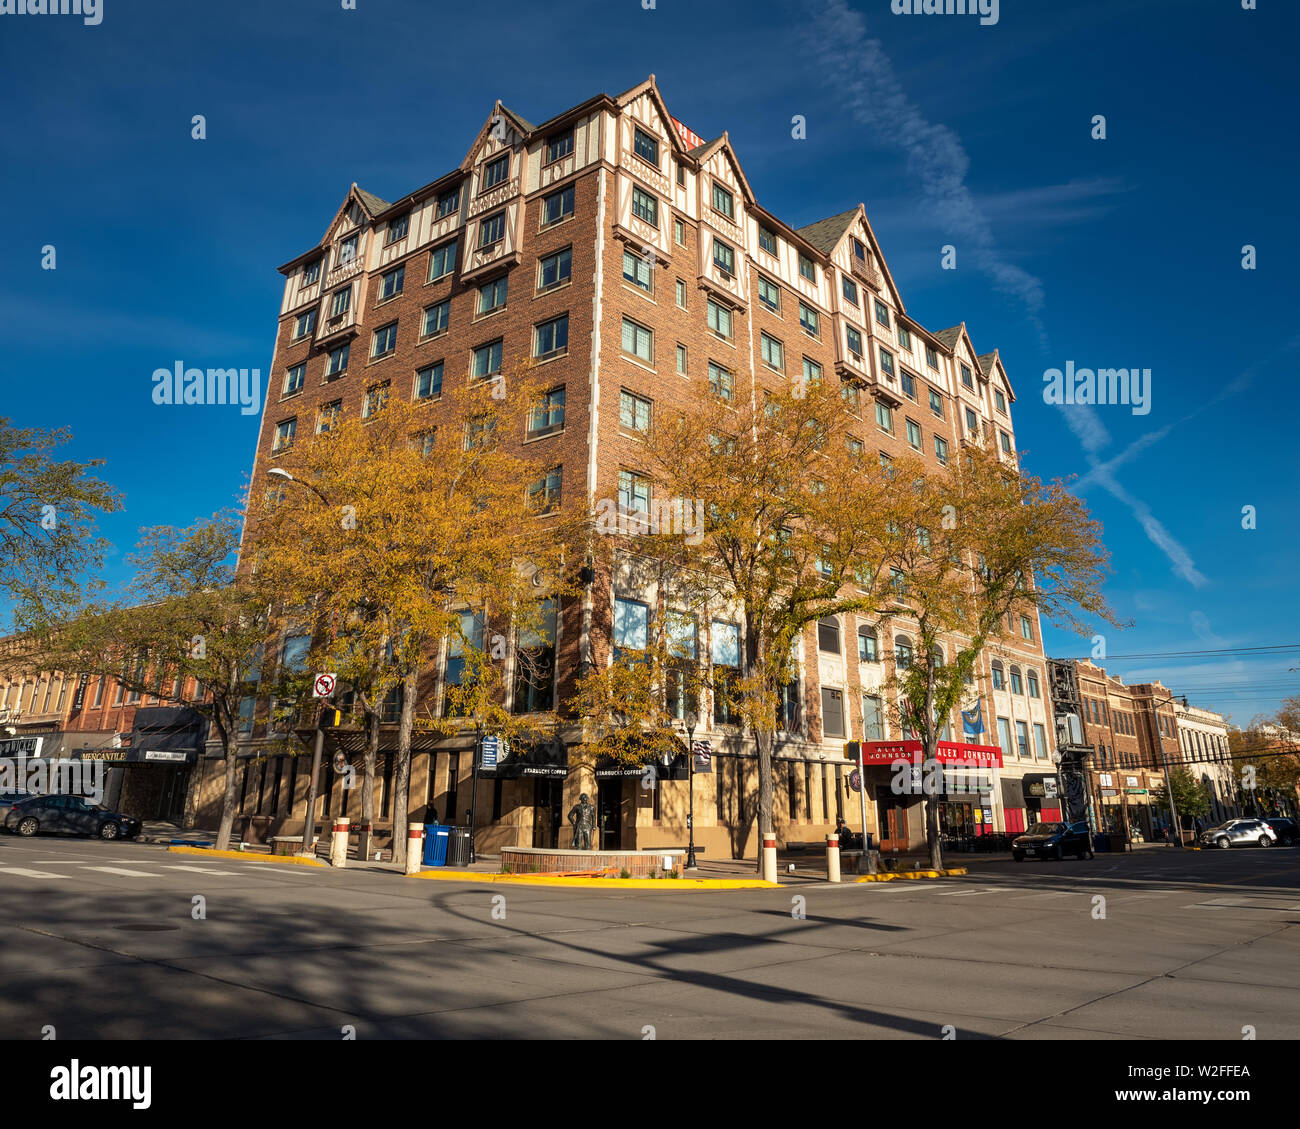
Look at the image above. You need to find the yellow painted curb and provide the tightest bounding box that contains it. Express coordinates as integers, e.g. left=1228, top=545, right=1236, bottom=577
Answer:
left=166, top=845, right=327, bottom=867
left=408, top=869, right=779, bottom=890
left=855, top=866, right=966, bottom=883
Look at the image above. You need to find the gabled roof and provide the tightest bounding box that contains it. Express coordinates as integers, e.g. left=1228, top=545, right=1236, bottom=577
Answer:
left=978, top=349, right=1016, bottom=402
left=498, top=104, right=536, bottom=134
left=795, top=208, right=859, bottom=257
left=615, top=74, right=695, bottom=160
left=934, top=326, right=964, bottom=352
left=687, top=131, right=756, bottom=205
left=459, top=100, right=533, bottom=172
left=354, top=186, right=390, bottom=216
left=977, top=352, right=997, bottom=377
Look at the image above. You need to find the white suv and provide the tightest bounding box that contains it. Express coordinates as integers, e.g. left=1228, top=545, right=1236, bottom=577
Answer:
left=1200, top=819, right=1277, bottom=849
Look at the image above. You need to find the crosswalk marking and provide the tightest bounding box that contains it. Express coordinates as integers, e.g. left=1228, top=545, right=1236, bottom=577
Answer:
left=0, top=867, right=66, bottom=878
left=81, top=866, right=166, bottom=878
left=162, top=865, right=242, bottom=875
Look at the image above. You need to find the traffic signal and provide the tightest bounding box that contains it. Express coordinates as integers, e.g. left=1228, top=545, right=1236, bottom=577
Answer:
left=320, top=707, right=342, bottom=728
left=844, top=741, right=861, bottom=763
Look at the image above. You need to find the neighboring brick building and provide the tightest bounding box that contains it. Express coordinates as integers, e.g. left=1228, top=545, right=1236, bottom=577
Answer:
left=230, top=75, right=1057, bottom=858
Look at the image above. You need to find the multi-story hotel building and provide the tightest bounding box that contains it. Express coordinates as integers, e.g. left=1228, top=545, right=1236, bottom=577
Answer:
left=223, top=75, right=1059, bottom=858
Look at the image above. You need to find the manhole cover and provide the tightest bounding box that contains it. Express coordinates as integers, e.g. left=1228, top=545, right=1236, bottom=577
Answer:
left=113, top=924, right=180, bottom=932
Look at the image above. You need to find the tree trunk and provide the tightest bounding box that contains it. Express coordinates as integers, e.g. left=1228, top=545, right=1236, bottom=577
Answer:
left=359, top=708, right=379, bottom=860
left=215, top=740, right=239, bottom=852
left=753, top=726, right=775, bottom=871
left=391, top=666, right=418, bottom=868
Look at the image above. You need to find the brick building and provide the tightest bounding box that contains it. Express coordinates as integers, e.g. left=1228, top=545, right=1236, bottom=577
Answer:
left=226, top=75, right=1058, bottom=858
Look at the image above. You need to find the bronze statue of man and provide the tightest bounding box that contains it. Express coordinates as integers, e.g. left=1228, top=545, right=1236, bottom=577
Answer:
left=568, top=793, right=597, bottom=850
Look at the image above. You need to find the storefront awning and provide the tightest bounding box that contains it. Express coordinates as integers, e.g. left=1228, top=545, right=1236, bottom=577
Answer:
left=859, top=740, right=1004, bottom=769
left=480, top=738, right=569, bottom=779
left=594, top=753, right=688, bottom=781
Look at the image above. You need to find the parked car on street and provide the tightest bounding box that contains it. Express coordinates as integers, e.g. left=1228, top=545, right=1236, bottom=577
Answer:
left=1264, top=818, right=1298, bottom=846
left=1200, top=819, right=1276, bottom=849
left=1012, top=821, right=1095, bottom=861
left=3, top=794, right=141, bottom=840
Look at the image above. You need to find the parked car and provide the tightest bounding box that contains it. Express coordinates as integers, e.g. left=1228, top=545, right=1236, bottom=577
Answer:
left=1012, top=821, right=1095, bottom=861
left=4, top=794, right=141, bottom=840
left=1264, top=818, right=1298, bottom=847
left=1200, top=819, right=1276, bottom=849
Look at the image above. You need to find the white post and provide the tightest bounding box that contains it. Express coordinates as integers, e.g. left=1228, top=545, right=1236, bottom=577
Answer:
left=761, top=833, right=777, bottom=883
left=405, top=823, right=424, bottom=875
left=330, top=817, right=349, bottom=868
left=826, top=834, right=841, bottom=882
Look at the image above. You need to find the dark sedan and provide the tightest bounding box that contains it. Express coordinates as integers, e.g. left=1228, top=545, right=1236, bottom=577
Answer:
left=1265, top=818, right=1298, bottom=846
left=3, top=794, right=141, bottom=840
left=1012, top=820, right=1095, bottom=861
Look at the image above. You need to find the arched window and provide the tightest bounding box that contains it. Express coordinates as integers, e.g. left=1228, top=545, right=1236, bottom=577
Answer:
left=1026, top=669, right=1040, bottom=698
left=1009, top=665, right=1023, bottom=694
left=894, top=635, right=913, bottom=671
left=991, top=660, right=1005, bottom=690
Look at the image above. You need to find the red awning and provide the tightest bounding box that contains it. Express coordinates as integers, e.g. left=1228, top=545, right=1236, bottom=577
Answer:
left=858, top=740, right=1003, bottom=769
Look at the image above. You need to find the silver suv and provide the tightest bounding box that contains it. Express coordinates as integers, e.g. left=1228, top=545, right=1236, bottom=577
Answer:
left=1200, top=819, right=1276, bottom=849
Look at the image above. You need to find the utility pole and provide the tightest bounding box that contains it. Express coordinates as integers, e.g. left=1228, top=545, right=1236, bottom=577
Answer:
left=300, top=710, right=327, bottom=857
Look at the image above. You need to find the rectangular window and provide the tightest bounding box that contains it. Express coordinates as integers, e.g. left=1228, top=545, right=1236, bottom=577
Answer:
left=1020, top=614, right=1034, bottom=641
left=798, top=302, right=820, bottom=339
left=900, top=370, right=916, bottom=400
left=842, top=382, right=860, bottom=413
left=630, top=186, right=657, bottom=225
left=798, top=253, right=816, bottom=283
left=482, top=152, right=510, bottom=189
left=513, top=599, right=557, bottom=714
left=1001, top=430, right=1014, bottom=454
left=273, top=418, right=296, bottom=452
left=875, top=401, right=893, bottom=434
left=633, top=127, right=659, bottom=167
left=675, top=278, right=686, bottom=308
left=997, top=717, right=1014, bottom=761
left=878, top=348, right=895, bottom=379
left=846, top=325, right=863, bottom=360
left=711, top=182, right=734, bottom=218
left=758, top=225, right=778, bottom=255
left=428, top=239, right=457, bottom=281
left=283, top=363, right=305, bottom=396
left=472, top=340, right=503, bottom=380
left=874, top=300, right=891, bottom=328
left=538, top=246, right=572, bottom=292
left=822, top=688, right=845, bottom=739
left=906, top=418, right=922, bottom=450
left=1033, top=722, right=1049, bottom=761
left=533, top=313, right=569, bottom=356
left=619, top=390, right=652, bottom=432
left=842, top=276, right=858, bottom=305
left=862, top=694, right=884, bottom=741
left=292, top=308, right=317, bottom=340
left=527, top=465, right=563, bottom=514
left=545, top=130, right=573, bottom=163
left=317, top=399, right=342, bottom=434
left=803, top=357, right=823, bottom=387
left=934, top=435, right=949, bottom=464
left=925, top=344, right=939, bottom=369
left=336, top=234, right=357, bottom=266
left=422, top=299, right=450, bottom=338
left=363, top=382, right=389, bottom=418
left=857, top=626, right=878, bottom=662
left=325, top=343, right=350, bottom=377
left=371, top=321, right=398, bottom=359
left=817, top=617, right=841, bottom=654
left=415, top=362, right=443, bottom=401
left=301, top=259, right=321, bottom=286
left=707, top=298, right=733, bottom=341
left=542, top=185, right=575, bottom=226
left=477, top=276, right=508, bottom=315
left=622, top=317, right=653, bottom=362
left=711, top=620, right=741, bottom=725
left=622, top=248, right=653, bottom=292
left=757, top=275, right=781, bottom=312
left=329, top=287, right=351, bottom=318
left=965, top=407, right=979, bottom=435
left=961, top=363, right=974, bottom=388
left=929, top=389, right=944, bottom=418
left=708, top=361, right=734, bottom=402
left=995, top=389, right=1007, bottom=414
left=676, top=343, right=687, bottom=375
left=618, top=469, right=651, bottom=513
left=1015, top=720, right=1031, bottom=760
left=436, top=187, right=460, bottom=218
left=674, top=217, right=685, bottom=245
left=479, top=211, right=505, bottom=247
left=713, top=238, right=735, bottom=275
left=760, top=332, right=784, bottom=373
left=529, top=386, right=565, bottom=436
left=385, top=212, right=409, bottom=245
left=614, top=597, right=649, bottom=659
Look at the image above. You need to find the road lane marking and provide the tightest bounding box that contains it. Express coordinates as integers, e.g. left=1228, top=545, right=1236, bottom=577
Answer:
left=161, top=865, right=242, bottom=875
left=0, top=868, right=67, bottom=878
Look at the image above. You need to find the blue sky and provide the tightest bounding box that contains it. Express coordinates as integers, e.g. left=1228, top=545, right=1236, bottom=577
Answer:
left=2, top=0, right=1296, bottom=724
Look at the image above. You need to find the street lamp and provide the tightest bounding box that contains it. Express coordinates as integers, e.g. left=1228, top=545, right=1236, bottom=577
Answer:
left=684, top=711, right=698, bottom=871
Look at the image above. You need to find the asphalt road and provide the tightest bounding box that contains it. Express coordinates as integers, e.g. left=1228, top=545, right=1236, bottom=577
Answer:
left=2, top=834, right=1298, bottom=1040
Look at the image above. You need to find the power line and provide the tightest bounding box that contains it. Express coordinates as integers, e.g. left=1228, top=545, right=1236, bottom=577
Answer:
left=1058, top=644, right=1300, bottom=661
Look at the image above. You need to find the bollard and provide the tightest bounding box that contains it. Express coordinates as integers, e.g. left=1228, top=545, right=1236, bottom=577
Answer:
left=826, top=834, right=841, bottom=883
left=761, top=833, right=777, bottom=883
left=405, top=823, right=424, bottom=876
left=330, top=818, right=350, bottom=868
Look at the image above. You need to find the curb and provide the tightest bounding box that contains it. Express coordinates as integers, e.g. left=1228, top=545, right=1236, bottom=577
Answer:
left=408, top=869, right=780, bottom=890
left=166, top=845, right=327, bottom=868
left=854, top=867, right=967, bottom=883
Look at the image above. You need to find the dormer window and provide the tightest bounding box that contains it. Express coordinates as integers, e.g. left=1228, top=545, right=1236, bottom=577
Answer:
left=633, top=126, right=659, bottom=168
left=336, top=234, right=358, bottom=267
left=851, top=238, right=866, bottom=261
left=712, top=182, right=734, bottom=220
left=995, top=389, right=1007, bottom=414
left=545, top=130, right=573, bottom=164
left=436, top=187, right=461, bottom=218
left=482, top=153, right=511, bottom=190
left=961, top=363, right=974, bottom=389
left=301, top=259, right=321, bottom=286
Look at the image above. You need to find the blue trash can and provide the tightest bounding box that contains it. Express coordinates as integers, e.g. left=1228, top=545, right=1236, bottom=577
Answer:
left=423, top=825, right=450, bottom=867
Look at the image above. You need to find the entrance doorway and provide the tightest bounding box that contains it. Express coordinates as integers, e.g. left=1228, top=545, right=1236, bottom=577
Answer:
left=597, top=779, right=624, bottom=850
left=875, top=787, right=909, bottom=851
left=532, top=778, right=563, bottom=848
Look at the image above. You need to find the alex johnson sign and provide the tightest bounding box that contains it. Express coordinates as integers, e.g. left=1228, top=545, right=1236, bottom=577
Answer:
left=858, top=740, right=1004, bottom=769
